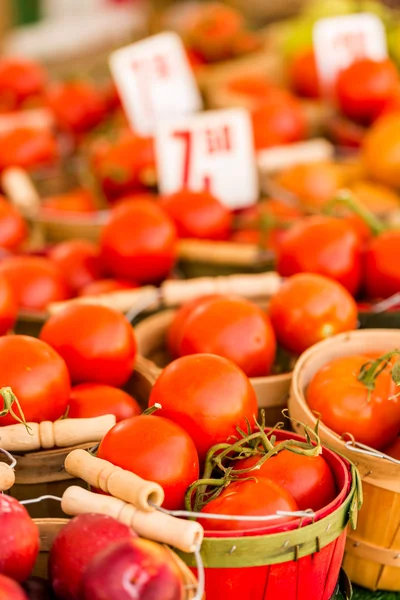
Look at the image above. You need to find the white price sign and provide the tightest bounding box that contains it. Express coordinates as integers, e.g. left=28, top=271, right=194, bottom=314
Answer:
left=109, top=32, right=202, bottom=136
left=155, top=108, right=259, bottom=210
left=313, top=13, right=387, bottom=92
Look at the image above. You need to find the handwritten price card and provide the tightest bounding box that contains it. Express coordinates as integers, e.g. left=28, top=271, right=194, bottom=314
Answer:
left=313, top=13, right=387, bottom=92
left=109, top=32, right=202, bottom=136
left=155, top=108, right=259, bottom=210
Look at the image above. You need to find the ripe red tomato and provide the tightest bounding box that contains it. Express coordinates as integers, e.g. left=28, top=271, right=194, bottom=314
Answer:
left=46, top=81, right=106, bottom=134
left=362, top=113, right=400, bottom=188
left=41, top=189, right=98, bottom=215
left=269, top=273, right=358, bottom=355
left=148, top=354, right=258, bottom=461
left=0, top=576, right=28, bottom=600
left=336, top=58, right=399, bottom=124
left=307, top=355, right=400, bottom=450
left=364, top=230, right=400, bottom=299
left=385, top=437, right=400, bottom=460
left=0, top=275, right=17, bottom=335
left=177, top=296, right=277, bottom=377
left=167, top=295, right=221, bottom=358
left=185, top=4, right=244, bottom=63
left=97, top=415, right=199, bottom=510
left=91, top=132, right=155, bottom=200
left=0, top=128, right=57, bottom=171
left=290, top=48, right=320, bottom=99
left=48, top=239, right=104, bottom=294
left=78, top=278, right=137, bottom=297
left=40, top=304, right=137, bottom=387
left=277, top=216, right=362, bottom=296
left=251, top=89, right=307, bottom=150
left=0, top=335, right=71, bottom=425
left=235, top=446, right=336, bottom=511
left=159, top=190, right=232, bottom=241
left=68, top=383, right=141, bottom=422
left=0, top=256, right=69, bottom=311
left=0, top=196, right=28, bottom=249
left=198, top=479, right=298, bottom=532
left=0, top=58, right=46, bottom=110
left=100, top=199, right=177, bottom=284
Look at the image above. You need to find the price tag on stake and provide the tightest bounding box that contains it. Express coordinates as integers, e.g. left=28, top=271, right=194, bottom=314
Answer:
left=109, top=32, right=202, bottom=136
left=313, top=13, right=387, bottom=93
left=155, top=108, right=259, bottom=210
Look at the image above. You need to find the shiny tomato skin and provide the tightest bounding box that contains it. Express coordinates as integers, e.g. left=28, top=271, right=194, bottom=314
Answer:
left=148, top=353, right=258, bottom=461
left=269, top=273, right=358, bottom=355
left=0, top=275, right=17, bottom=335
left=40, top=304, right=137, bottom=387
left=0, top=335, right=71, bottom=425
left=336, top=58, right=399, bottom=123
left=0, top=256, right=69, bottom=311
left=290, top=48, right=320, bottom=99
left=48, top=239, right=104, bottom=294
left=0, top=128, right=57, bottom=171
left=100, top=199, right=177, bottom=284
left=178, top=296, right=277, bottom=377
left=198, top=479, right=298, bottom=532
left=159, top=190, right=233, bottom=241
left=0, top=58, right=46, bottom=109
left=68, top=383, right=141, bottom=422
left=235, top=447, right=336, bottom=511
left=46, top=81, right=106, bottom=134
left=167, top=295, right=221, bottom=358
left=251, top=89, right=307, bottom=150
left=0, top=196, right=28, bottom=250
left=365, top=230, right=400, bottom=299
left=78, top=278, right=137, bottom=297
left=307, top=355, right=400, bottom=450
left=277, top=216, right=362, bottom=296
left=97, top=415, right=199, bottom=510
left=362, top=113, right=400, bottom=188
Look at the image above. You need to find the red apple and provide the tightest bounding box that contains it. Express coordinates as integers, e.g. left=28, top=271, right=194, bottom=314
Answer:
left=82, top=539, right=184, bottom=600
left=0, top=574, right=29, bottom=600
left=0, top=495, right=39, bottom=582
left=49, top=513, right=137, bottom=600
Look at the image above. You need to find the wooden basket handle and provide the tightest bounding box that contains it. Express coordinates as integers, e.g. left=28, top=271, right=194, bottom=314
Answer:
left=162, top=272, right=282, bottom=306
left=0, top=415, right=116, bottom=452
left=64, top=449, right=165, bottom=512
left=1, top=167, right=41, bottom=218
left=0, top=462, right=15, bottom=491
left=62, top=486, right=204, bottom=553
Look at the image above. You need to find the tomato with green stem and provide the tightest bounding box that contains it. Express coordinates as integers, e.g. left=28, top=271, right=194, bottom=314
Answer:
left=0, top=335, right=71, bottom=425
left=269, top=273, right=358, bottom=355
left=198, top=478, right=298, bottom=532
left=307, top=352, right=400, bottom=450
left=235, top=444, right=336, bottom=511
left=148, top=353, right=258, bottom=462
left=177, top=296, right=277, bottom=377
left=40, top=304, right=136, bottom=387
left=97, top=414, right=199, bottom=510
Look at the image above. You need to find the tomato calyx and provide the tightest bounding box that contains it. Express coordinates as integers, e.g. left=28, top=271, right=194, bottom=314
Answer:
left=185, top=411, right=322, bottom=513
left=324, top=189, right=386, bottom=237
left=0, top=387, right=31, bottom=432
left=357, top=350, right=400, bottom=401
left=142, top=403, right=161, bottom=416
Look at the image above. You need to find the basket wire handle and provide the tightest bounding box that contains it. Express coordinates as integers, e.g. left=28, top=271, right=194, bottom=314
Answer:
left=344, top=439, right=400, bottom=465
left=0, top=448, right=17, bottom=470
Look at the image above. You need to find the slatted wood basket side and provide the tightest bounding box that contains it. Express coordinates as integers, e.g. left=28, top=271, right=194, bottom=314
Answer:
left=288, top=329, right=400, bottom=591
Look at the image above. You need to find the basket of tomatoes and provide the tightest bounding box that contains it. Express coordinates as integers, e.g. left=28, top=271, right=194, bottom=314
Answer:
left=289, top=328, right=400, bottom=592
left=0, top=303, right=157, bottom=517
left=134, top=271, right=359, bottom=425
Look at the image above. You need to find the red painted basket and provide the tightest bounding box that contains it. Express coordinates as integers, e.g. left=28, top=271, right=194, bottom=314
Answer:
left=177, top=429, right=360, bottom=600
